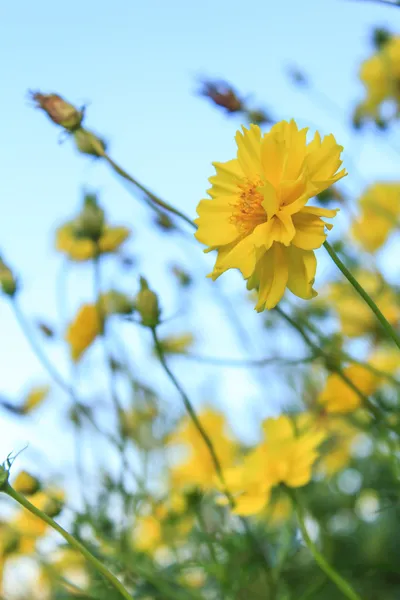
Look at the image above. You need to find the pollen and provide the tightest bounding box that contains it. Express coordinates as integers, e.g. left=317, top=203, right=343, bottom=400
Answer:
left=230, top=178, right=267, bottom=234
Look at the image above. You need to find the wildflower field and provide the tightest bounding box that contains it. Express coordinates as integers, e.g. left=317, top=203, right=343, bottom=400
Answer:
left=3, top=1, right=400, bottom=598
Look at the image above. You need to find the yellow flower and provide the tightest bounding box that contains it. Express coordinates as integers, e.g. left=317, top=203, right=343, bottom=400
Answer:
left=195, top=120, right=346, bottom=310
left=318, top=349, right=400, bottom=414
left=133, top=515, right=163, bottom=554
left=157, top=333, right=194, bottom=355
left=357, top=36, right=400, bottom=121
left=351, top=183, right=400, bottom=252
left=21, top=385, right=50, bottom=414
left=329, top=271, right=399, bottom=338
left=56, top=222, right=130, bottom=262
left=318, top=365, right=377, bottom=414
left=317, top=417, right=358, bottom=476
left=65, top=304, right=101, bottom=362
left=13, top=471, right=40, bottom=495
left=170, top=408, right=236, bottom=490
left=222, top=415, right=324, bottom=516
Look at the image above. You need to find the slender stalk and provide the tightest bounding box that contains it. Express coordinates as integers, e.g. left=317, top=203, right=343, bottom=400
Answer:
left=275, top=306, right=382, bottom=422
left=151, top=326, right=274, bottom=586
left=324, top=241, right=400, bottom=351
left=102, top=150, right=195, bottom=230
left=5, top=484, right=133, bottom=600
left=291, top=490, right=362, bottom=600
left=151, top=327, right=227, bottom=490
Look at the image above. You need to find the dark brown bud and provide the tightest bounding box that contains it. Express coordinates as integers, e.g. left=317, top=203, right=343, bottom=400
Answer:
left=30, top=91, right=84, bottom=131
left=199, top=80, right=243, bottom=113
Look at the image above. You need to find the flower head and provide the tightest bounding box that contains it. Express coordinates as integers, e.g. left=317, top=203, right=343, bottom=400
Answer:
left=221, top=415, right=324, bottom=516
left=56, top=223, right=130, bottom=262
left=195, top=121, right=346, bottom=310
left=351, top=183, right=400, bottom=252
left=356, top=36, right=400, bottom=124
left=329, top=270, right=399, bottom=338
left=169, top=408, right=236, bottom=490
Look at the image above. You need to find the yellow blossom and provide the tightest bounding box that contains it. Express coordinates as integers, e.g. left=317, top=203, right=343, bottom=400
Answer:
left=65, top=303, right=101, bottom=362
left=21, top=385, right=50, bottom=414
left=56, top=222, right=130, bottom=262
left=222, top=415, right=324, bottom=516
left=157, top=333, right=194, bottom=355
left=351, top=183, right=400, bottom=252
left=195, top=120, right=346, bottom=310
left=170, top=408, right=236, bottom=490
left=357, top=36, right=400, bottom=121
left=329, top=271, right=399, bottom=338
left=317, top=417, right=359, bottom=476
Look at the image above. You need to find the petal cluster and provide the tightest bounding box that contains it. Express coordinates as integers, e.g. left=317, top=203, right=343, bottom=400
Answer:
left=195, top=120, right=346, bottom=310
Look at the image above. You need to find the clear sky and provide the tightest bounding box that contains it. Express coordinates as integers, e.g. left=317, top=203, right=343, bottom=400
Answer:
left=1, top=0, right=400, bottom=476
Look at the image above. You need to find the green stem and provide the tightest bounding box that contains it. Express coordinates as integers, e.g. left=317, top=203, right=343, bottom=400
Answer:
left=102, top=150, right=196, bottom=230
left=151, top=327, right=227, bottom=491
left=324, top=241, right=400, bottom=351
left=290, top=490, right=362, bottom=600
left=5, top=484, right=133, bottom=600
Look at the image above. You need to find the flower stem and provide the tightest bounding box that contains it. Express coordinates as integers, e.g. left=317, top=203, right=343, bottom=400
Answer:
left=101, top=150, right=196, bottom=230
left=290, top=490, right=362, bottom=600
left=324, top=241, right=400, bottom=351
left=4, top=484, right=133, bottom=600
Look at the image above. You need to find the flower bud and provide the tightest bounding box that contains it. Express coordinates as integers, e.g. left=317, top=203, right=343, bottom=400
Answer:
left=73, top=193, right=105, bottom=242
left=134, top=277, right=160, bottom=328
left=30, top=91, right=84, bottom=131
left=0, top=463, right=9, bottom=491
left=13, top=470, right=41, bottom=495
left=247, top=108, right=273, bottom=125
left=100, top=290, right=134, bottom=316
left=73, top=128, right=107, bottom=157
left=199, top=80, right=243, bottom=113
left=171, top=265, right=192, bottom=287
left=154, top=212, right=176, bottom=231
left=372, top=27, right=392, bottom=50
left=0, top=257, right=18, bottom=297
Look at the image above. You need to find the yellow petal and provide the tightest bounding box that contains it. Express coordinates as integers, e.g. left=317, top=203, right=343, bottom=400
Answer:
left=235, top=125, right=262, bottom=178
left=286, top=247, right=317, bottom=300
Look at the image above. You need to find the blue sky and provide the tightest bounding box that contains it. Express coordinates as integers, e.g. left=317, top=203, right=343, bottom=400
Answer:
left=1, top=0, right=400, bottom=477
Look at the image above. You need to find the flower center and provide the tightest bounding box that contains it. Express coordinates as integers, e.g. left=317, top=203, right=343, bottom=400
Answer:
left=230, top=178, right=267, bottom=234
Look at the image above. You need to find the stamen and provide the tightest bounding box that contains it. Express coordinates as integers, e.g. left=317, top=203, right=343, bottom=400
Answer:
left=230, top=178, right=267, bottom=234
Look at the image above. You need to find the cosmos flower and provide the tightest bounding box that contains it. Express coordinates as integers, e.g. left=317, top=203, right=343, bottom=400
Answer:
left=195, top=120, right=346, bottom=310
left=351, top=183, right=400, bottom=252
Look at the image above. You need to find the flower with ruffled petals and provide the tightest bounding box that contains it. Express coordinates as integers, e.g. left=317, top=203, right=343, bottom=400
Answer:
left=195, top=120, right=346, bottom=310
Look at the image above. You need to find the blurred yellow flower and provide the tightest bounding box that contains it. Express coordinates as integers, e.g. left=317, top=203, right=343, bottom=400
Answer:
left=170, top=408, right=237, bottom=490
left=351, top=183, right=400, bottom=252
left=317, top=417, right=359, bottom=476
left=195, top=120, right=346, bottom=310
left=133, top=515, right=163, bottom=554
left=65, top=303, right=101, bottom=362
left=329, top=271, right=399, bottom=338
left=222, top=415, right=324, bottom=516
left=157, top=333, right=194, bottom=355
left=357, top=36, right=400, bottom=121
left=56, top=222, right=130, bottom=262
left=21, top=385, right=50, bottom=414
left=13, top=471, right=40, bottom=495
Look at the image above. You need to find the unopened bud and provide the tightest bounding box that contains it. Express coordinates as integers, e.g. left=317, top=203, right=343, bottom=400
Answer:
left=73, top=193, right=105, bottom=242
left=134, top=277, right=160, bottom=328
left=199, top=80, right=243, bottom=113
left=73, top=128, right=106, bottom=157
left=372, top=27, right=392, bottom=50
left=0, top=463, right=9, bottom=491
left=13, top=470, right=41, bottom=495
left=0, top=257, right=17, bottom=297
left=155, top=212, right=176, bottom=231
left=37, top=321, right=55, bottom=338
left=30, top=91, right=84, bottom=131
left=100, top=290, right=134, bottom=316
left=247, top=109, right=273, bottom=125
left=171, top=265, right=192, bottom=287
